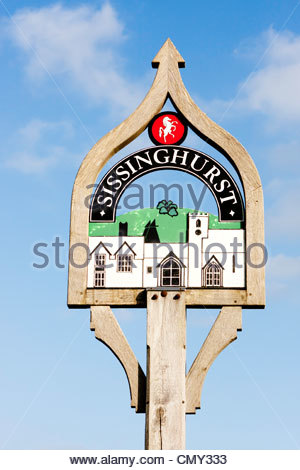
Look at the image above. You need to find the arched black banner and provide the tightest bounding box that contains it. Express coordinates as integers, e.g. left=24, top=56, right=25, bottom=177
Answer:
left=90, top=146, right=244, bottom=222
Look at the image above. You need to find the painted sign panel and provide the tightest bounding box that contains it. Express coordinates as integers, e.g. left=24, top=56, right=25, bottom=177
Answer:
left=88, top=209, right=245, bottom=290
left=88, top=110, right=246, bottom=291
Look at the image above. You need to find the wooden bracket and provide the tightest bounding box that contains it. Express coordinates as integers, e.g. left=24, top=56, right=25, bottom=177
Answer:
left=186, top=306, right=242, bottom=414
left=90, top=306, right=146, bottom=413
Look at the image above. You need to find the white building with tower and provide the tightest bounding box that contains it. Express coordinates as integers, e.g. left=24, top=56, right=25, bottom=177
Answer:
left=87, top=212, right=245, bottom=289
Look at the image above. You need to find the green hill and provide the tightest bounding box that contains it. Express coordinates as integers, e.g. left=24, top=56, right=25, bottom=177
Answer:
left=89, top=208, right=242, bottom=243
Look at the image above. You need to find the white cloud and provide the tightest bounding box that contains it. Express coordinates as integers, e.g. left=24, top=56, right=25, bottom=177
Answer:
left=238, top=28, right=300, bottom=123
left=19, top=119, right=73, bottom=144
left=5, top=3, right=144, bottom=114
left=6, top=151, right=56, bottom=174
left=267, top=254, right=300, bottom=279
left=266, top=254, right=300, bottom=297
left=200, top=28, right=300, bottom=126
left=4, top=119, right=75, bottom=174
left=266, top=141, right=300, bottom=170
left=265, top=178, right=300, bottom=241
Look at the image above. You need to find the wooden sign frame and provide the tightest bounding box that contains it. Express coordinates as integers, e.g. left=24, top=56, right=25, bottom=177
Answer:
left=68, top=39, right=265, bottom=310
left=67, top=39, right=266, bottom=450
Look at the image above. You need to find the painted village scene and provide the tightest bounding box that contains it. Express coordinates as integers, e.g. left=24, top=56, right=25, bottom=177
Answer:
left=88, top=202, right=245, bottom=290
left=88, top=112, right=246, bottom=291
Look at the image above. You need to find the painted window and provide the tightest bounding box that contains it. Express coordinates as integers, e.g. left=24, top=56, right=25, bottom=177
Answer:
left=203, top=259, right=223, bottom=287
left=117, top=254, right=133, bottom=272
left=196, top=219, right=201, bottom=227
left=95, top=254, right=106, bottom=267
left=94, top=254, right=106, bottom=287
left=161, top=258, right=181, bottom=286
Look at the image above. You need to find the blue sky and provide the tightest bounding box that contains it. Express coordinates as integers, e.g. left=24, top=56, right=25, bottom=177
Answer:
left=1, top=0, right=300, bottom=450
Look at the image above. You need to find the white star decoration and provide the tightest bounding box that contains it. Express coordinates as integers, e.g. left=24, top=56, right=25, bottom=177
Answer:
left=229, top=210, right=235, bottom=217
left=100, top=210, right=105, bottom=216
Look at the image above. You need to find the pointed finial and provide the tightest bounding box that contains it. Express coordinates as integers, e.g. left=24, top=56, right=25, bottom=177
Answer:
left=152, top=38, right=185, bottom=69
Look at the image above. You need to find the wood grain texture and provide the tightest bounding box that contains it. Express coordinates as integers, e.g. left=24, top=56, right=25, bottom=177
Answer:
left=90, top=306, right=146, bottom=413
left=145, top=290, right=186, bottom=450
left=69, top=288, right=257, bottom=308
left=185, top=306, right=242, bottom=414
left=68, top=39, right=265, bottom=308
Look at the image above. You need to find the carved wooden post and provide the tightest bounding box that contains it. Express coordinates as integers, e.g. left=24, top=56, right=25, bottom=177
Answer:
left=67, top=38, right=265, bottom=450
left=145, top=290, right=186, bottom=450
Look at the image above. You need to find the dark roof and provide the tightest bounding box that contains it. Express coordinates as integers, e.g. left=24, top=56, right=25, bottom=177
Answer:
left=156, top=250, right=186, bottom=268
left=202, top=255, right=224, bottom=270
left=114, top=241, right=137, bottom=257
left=90, top=241, right=112, bottom=256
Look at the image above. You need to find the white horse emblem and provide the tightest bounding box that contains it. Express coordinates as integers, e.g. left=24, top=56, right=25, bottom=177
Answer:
left=159, top=116, right=178, bottom=142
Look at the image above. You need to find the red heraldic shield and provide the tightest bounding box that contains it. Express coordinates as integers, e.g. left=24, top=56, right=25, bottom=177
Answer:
left=149, top=112, right=187, bottom=146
